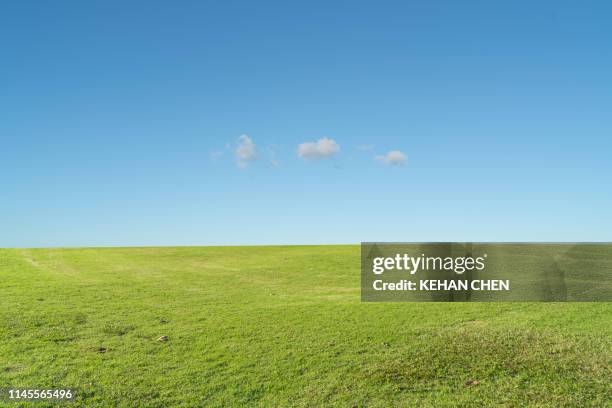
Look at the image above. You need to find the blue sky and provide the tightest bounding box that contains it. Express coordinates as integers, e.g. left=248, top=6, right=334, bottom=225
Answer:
left=1, top=1, right=611, bottom=247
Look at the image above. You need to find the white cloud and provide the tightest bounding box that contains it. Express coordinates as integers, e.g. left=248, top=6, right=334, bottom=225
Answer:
left=376, top=150, right=407, bottom=166
left=297, top=137, right=340, bottom=160
left=235, top=134, right=257, bottom=168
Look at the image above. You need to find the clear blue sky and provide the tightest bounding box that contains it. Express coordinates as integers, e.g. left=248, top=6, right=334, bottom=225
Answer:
left=1, top=1, right=611, bottom=247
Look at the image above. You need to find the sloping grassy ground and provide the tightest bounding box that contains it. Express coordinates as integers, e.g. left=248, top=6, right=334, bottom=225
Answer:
left=0, top=246, right=610, bottom=407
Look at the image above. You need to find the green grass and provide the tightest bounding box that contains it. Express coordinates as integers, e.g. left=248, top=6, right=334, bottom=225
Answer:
left=0, top=246, right=610, bottom=407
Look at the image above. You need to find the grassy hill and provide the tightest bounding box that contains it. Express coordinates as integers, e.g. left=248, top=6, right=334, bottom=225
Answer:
left=0, top=246, right=610, bottom=407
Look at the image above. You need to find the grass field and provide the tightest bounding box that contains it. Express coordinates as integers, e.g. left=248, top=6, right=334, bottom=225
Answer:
left=1, top=246, right=610, bottom=407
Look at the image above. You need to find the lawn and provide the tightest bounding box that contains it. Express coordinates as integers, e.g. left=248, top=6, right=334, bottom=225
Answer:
left=0, top=246, right=610, bottom=407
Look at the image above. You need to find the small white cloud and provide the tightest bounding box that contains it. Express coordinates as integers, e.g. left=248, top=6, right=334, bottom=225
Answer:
left=376, top=150, right=407, bottom=166
left=235, top=134, right=257, bottom=168
left=270, top=159, right=281, bottom=167
left=297, top=137, right=340, bottom=160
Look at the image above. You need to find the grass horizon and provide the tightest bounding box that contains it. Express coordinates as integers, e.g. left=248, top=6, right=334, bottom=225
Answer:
left=1, top=245, right=610, bottom=406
